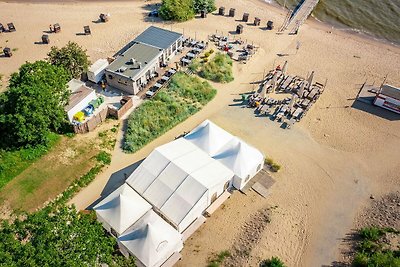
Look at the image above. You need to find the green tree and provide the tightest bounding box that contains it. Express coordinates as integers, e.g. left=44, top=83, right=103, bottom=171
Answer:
left=47, top=41, right=90, bottom=79
left=193, top=0, right=216, bottom=13
left=0, top=61, right=70, bottom=148
left=159, top=0, right=195, bottom=21
left=0, top=205, right=134, bottom=266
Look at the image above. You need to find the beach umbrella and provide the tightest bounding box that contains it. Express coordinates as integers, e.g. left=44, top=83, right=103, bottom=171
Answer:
left=282, top=61, right=288, bottom=76
left=307, top=71, right=314, bottom=89
left=289, top=94, right=297, bottom=109
left=298, top=81, right=305, bottom=97
left=261, top=84, right=267, bottom=99
left=271, top=71, right=278, bottom=91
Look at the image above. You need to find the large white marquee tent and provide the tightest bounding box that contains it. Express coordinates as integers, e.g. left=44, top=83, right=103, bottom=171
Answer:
left=126, top=138, right=234, bottom=232
left=95, top=120, right=265, bottom=267
left=118, top=210, right=183, bottom=267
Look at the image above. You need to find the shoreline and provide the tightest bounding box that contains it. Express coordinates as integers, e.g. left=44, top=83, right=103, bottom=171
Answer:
left=259, top=0, right=400, bottom=49
left=2, top=0, right=399, bottom=48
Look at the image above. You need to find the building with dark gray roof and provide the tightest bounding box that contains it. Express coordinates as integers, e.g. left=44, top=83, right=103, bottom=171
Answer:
left=105, top=26, right=184, bottom=94
left=134, top=26, right=183, bottom=50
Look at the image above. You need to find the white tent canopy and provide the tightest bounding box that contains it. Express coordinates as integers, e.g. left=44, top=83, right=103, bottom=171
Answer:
left=126, top=138, right=233, bottom=232
left=93, top=184, right=151, bottom=236
left=184, top=120, right=234, bottom=156
left=213, top=137, right=264, bottom=189
left=118, top=210, right=183, bottom=267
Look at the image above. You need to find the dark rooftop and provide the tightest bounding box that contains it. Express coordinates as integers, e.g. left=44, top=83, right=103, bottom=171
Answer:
left=106, top=43, right=163, bottom=80
left=380, top=84, right=400, bottom=101
left=134, top=26, right=183, bottom=50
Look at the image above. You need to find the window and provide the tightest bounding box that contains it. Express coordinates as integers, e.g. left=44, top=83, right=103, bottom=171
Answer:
left=110, top=228, right=118, bottom=237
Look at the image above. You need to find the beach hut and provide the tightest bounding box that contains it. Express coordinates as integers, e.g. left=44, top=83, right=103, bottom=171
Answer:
left=7, top=23, right=16, bottom=32
left=99, top=13, right=109, bottom=22
left=200, top=9, right=207, bottom=18
left=229, top=8, right=236, bottom=17
left=0, top=23, right=5, bottom=33
left=236, top=24, right=244, bottom=34
left=267, top=20, right=274, bottom=30
left=53, top=23, right=61, bottom=33
left=41, top=34, right=49, bottom=44
left=84, top=25, right=91, bottom=35
left=87, top=58, right=109, bottom=83
left=3, top=47, right=12, bottom=57
left=94, top=184, right=152, bottom=237
left=254, top=17, right=261, bottom=26
left=242, top=13, right=249, bottom=22
left=117, top=210, right=183, bottom=266
left=219, top=7, right=225, bottom=16
left=373, top=84, right=400, bottom=114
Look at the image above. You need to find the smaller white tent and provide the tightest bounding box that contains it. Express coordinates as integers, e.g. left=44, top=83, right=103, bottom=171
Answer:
left=118, top=210, right=183, bottom=267
left=213, top=137, right=264, bottom=189
left=184, top=120, right=234, bottom=156
left=93, top=184, right=151, bottom=236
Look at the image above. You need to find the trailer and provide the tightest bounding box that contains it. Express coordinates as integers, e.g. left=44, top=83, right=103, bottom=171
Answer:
left=87, top=59, right=109, bottom=83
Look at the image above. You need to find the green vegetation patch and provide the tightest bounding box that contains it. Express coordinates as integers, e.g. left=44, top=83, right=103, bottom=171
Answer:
left=265, top=157, right=281, bottom=172
left=0, top=133, right=60, bottom=190
left=199, top=53, right=234, bottom=83
left=159, top=0, right=216, bottom=22
left=207, top=250, right=231, bottom=267
left=352, top=226, right=400, bottom=267
left=260, top=257, right=287, bottom=267
left=123, top=72, right=216, bottom=153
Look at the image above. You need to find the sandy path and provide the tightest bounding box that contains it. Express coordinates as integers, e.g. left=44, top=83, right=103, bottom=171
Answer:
left=1, top=0, right=400, bottom=266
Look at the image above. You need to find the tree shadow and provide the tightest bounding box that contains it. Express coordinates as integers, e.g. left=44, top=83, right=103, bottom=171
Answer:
left=228, top=31, right=239, bottom=35
left=75, top=32, right=87, bottom=36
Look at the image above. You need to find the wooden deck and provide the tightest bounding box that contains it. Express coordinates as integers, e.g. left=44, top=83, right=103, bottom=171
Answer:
left=182, top=215, right=207, bottom=242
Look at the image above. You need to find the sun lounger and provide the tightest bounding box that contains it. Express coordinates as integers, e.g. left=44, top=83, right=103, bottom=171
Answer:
left=154, top=82, right=162, bottom=89
left=280, top=75, right=293, bottom=91
left=161, top=75, right=170, bottom=82
left=193, top=47, right=202, bottom=53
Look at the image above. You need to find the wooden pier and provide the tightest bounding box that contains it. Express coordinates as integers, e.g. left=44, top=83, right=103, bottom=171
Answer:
left=279, top=0, right=320, bottom=34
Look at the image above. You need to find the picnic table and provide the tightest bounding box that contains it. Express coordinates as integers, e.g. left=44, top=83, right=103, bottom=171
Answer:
left=181, top=58, right=191, bottom=64
left=186, top=52, right=196, bottom=58
left=161, top=76, right=170, bottom=82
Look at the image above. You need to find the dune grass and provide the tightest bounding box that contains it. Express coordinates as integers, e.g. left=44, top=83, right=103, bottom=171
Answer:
left=199, top=52, right=234, bottom=83
left=123, top=72, right=216, bottom=153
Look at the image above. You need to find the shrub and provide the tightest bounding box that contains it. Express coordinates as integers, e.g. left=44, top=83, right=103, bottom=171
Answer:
left=265, top=157, right=281, bottom=172
left=96, top=151, right=112, bottom=165
left=260, top=257, right=287, bottom=267
left=351, top=226, right=400, bottom=267
left=193, top=0, right=216, bottom=13
left=199, top=53, right=234, bottom=83
left=123, top=72, right=216, bottom=153
left=207, top=250, right=231, bottom=267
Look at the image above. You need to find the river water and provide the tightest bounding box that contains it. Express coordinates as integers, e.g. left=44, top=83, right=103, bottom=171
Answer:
left=273, top=0, right=400, bottom=45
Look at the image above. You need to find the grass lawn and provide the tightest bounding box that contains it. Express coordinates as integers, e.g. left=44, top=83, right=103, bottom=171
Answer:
left=0, top=133, right=60, bottom=190
left=123, top=72, right=216, bottom=153
left=0, top=121, right=118, bottom=212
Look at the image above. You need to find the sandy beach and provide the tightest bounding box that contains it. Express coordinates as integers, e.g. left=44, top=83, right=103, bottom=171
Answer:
left=1, top=0, right=399, bottom=266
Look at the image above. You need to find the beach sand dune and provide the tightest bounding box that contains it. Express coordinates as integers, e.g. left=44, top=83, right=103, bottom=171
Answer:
left=1, top=0, right=399, bottom=266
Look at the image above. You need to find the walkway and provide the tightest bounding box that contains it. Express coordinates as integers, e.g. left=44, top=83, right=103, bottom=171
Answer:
left=280, top=0, right=320, bottom=34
